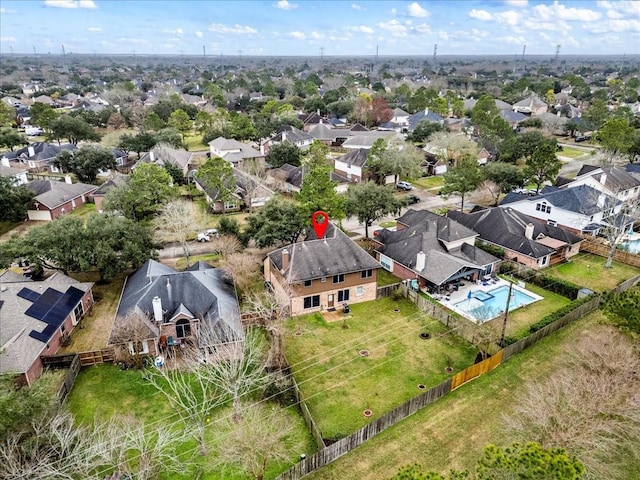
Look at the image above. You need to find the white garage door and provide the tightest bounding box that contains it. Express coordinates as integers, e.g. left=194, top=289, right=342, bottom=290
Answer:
left=28, top=209, right=52, bottom=221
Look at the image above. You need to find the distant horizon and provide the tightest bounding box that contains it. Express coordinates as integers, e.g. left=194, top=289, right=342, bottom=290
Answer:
left=1, top=1, right=638, bottom=57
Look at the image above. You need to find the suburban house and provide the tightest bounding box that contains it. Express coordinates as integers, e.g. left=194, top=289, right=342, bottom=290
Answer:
left=208, top=137, right=264, bottom=170
left=264, top=223, right=381, bottom=315
left=90, top=173, right=129, bottom=212
left=334, top=148, right=370, bottom=183
left=556, top=165, right=640, bottom=204
left=262, top=125, right=314, bottom=155
left=0, top=270, right=94, bottom=385
left=499, top=109, right=528, bottom=128
left=374, top=209, right=500, bottom=294
left=0, top=158, right=28, bottom=185
left=308, top=123, right=342, bottom=146
left=3, top=142, right=76, bottom=173
left=26, top=179, right=98, bottom=221
left=298, top=111, right=324, bottom=131
left=500, top=184, right=633, bottom=237
left=194, top=175, right=243, bottom=213
left=447, top=207, right=583, bottom=269
left=341, top=131, right=403, bottom=150
left=266, top=163, right=303, bottom=194
left=512, top=94, right=548, bottom=116
left=109, top=260, right=241, bottom=359
left=379, top=107, right=411, bottom=132
left=407, top=109, right=445, bottom=132
left=234, top=169, right=275, bottom=210
left=136, top=144, right=195, bottom=179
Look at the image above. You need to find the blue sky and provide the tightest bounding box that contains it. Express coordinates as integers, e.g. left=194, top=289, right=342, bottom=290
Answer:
left=1, top=0, right=639, bottom=56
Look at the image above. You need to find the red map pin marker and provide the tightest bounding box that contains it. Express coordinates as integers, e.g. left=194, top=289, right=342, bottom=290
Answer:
left=312, top=211, right=329, bottom=239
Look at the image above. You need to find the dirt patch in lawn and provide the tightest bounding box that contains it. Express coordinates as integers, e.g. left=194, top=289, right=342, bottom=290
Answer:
left=0, top=220, right=47, bottom=243
left=321, top=310, right=352, bottom=323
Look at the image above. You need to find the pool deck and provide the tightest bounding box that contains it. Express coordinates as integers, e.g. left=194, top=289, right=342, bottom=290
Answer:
left=425, top=278, right=543, bottom=324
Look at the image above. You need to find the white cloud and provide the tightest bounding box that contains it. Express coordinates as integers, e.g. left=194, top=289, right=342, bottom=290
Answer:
left=407, top=2, right=429, bottom=18
left=351, top=3, right=365, bottom=11
left=598, top=0, right=640, bottom=19
left=504, top=0, right=527, bottom=6
left=583, top=18, right=640, bottom=33
left=495, top=10, right=520, bottom=26
left=208, top=23, right=258, bottom=35
left=118, top=37, right=149, bottom=45
left=0, top=36, right=17, bottom=42
left=345, top=25, right=374, bottom=34
left=163, top=28, right=183, bottom=35
left=87, top=27, right=101, bottom=32
left=44, top=0, right=97, bottom=9
left=390, top=8, right=397, bottom=15
left=195, top=31, right=203, bottom=38
left=469, top=9, right=492, bottom=21
left=414, top=23, right=432, bottom=34
left=0, top=7, right=16, bottom=13
left=378, top=19, right=408, bottom=36
left=497, top=35, right=527, bottom=45
left=289, top=31, right=305, bottom=39
left=532, top=2, right=601, bottom=22
left=311, top=31, right=324, bottom=40
left=275, top=0, right=297, bottom=10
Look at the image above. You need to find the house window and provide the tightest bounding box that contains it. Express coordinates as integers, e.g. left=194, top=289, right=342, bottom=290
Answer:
left=303, top=280, right=312, bottom=287
left=547, top=219, right=557, bottom=227
left=356, top=286, right=364, bottom=296
left=536, top=203, right=551, bottom=213
left=379, top=254, right=393, bottom=272
left=361, top=269, right=373, bottom=279
left=72, top=302, right=83, bottom=326
left=176, top=319, right=191, bottom=338
left=338, top=289, right=350, bottom=302
left=303, top=295, right=320, bottom=309
left=128, top=341, right=149, bottom=355
left=60, top=324, right=66, bottom=333
left=332, top=274, right=345, bottom=284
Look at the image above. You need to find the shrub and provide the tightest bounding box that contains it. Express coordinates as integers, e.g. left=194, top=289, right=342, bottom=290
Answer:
left=476, top=241, right=505, bottom=259
left=601, top=289, right=640, bottom=336
left=500, top=261, right=580, bottom=299
left=529, top=294, right=598, bottom=333
left=218, top=215, right=240, bottom=237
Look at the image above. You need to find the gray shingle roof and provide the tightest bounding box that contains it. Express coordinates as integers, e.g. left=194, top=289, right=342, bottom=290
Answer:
left=271, top=125, right=313, bottom=145
left=0, top=272, right=92, bottom=376
left=500, top=184, right=616, bottom=216
left=574, top=165, right=640, bottom=192
left=335, top=148, right=369, bottom=168
left=377, top=211, right=498, bottom=286
left=267, top=223, right=380, bottom=283
left=447, top=207, right=582, bottom=260
left=26, top=180, right=98, bottom=209
left=113, top=260, right=242, bottom=344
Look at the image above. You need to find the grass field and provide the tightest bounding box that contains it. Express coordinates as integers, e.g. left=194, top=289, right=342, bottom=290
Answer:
left=377, top=269, right=402, bottom=287
left=547, top=253, right=640, bottom=293
left=67, top=363, right=315, bottom=479
left=67, top=203, right=97, bottom=220
left=0, top=220, right=20, bottom=237
left=284, top=297, right=478, bottom=439
left=303, top=310, right=638, bottom=479
left=557, top=146, right=587, bottom=159
left=412, top=176, right=444, bottom=190
left=184, top=133, right=207, bottom=151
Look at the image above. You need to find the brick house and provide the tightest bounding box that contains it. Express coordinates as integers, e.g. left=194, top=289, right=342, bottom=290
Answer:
left=264, top=224, right=381, bottom=315
left=26, top=179, right=98, bottom=221
left=0, top=270, right=94, bottom=385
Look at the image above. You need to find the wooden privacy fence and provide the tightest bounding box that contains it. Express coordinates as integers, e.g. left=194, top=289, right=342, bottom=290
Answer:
left=55, top=354, right=81, bottom=403
left=291, top=375, right=325, bottom=450
left=451, top=350, right=503, bottom=390
left=78, top=348, right=115, bottom=366
left=610, top=274, right=640, bottom=294
left=580, top=237, right=640, bottom=268
left=376, top=283, right=402, bottom=299
left=275, top=378, right=452, bottom=480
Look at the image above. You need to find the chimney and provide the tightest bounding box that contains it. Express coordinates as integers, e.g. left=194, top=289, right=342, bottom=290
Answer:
left=599, top=172, right=607, bottom=186
left=597, top=193, right=605, bottom=208
left=149, top=150, right=155, bottom=162
left=64, top=175, right=72, bottom=184
left=281, top=248, right=290, bottom=270
left=282, top=131, right=287, bottom=143
left=152, top=296, right=163, bottom=323
left=424, top=107, right=429, bottom=115
left=260, top=142, right=265, bottom=156
left=166, top=278, right=173, bottom=306
left=415, top=251, right=426, bottom=272
left=525, top=223, right=534, bottom=240
left=1, top=157, right=9, bottom=167
left=28, top=146, right=35, bottom=157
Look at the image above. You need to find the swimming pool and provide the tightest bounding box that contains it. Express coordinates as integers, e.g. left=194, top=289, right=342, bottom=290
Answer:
left=618, top=238, right=640, bottom=254
left=453, top=285, right=539, bottom=322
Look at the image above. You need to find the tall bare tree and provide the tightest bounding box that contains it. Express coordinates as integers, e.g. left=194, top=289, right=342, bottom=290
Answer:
left=216, top=403, right=304, bottom=480
left=154, top=199, right=204, bottom=268
left=109, top=312, right=156, bottom=369
left=209, top=234, right=242, bottom=260
left=504, top=327, right=640, bottom=479
left=221, top=252, right=262, bottom=299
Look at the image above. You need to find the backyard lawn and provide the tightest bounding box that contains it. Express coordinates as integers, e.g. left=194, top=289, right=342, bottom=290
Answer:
left=547, top=253, right=640, bottom=293
left=67, top=363, right=316, bottom=480
left=377, top=269, right=402, bottom=287
left=412, top=176, right=444, bottom=190
left=67, top=203, right=97, bottom=220
left=284, top=297, right=478, bottom=439
left=557, top=146, right=587, bottom=159
left=303, top=310, right=638, bottom=480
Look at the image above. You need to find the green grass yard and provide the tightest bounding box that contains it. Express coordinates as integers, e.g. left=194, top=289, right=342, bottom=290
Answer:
left=547, top=253, right=640, bottom=293
left=377, top=269, right=402, bottom=287
left=284, top=297, right=478, bottom=439
left=557, top=146, right=587, bottom=159
left=303, top=310, right=638, bottom=480
left=412, top=176, right=444, bottom=190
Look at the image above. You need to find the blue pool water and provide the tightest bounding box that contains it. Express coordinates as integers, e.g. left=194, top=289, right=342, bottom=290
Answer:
left=454, top=285, right=538, bottom=322
left=619, top=238, right=640, bottom=254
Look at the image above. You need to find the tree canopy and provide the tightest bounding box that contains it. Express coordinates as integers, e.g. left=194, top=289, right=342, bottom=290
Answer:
left=596, top=117, right=635, bottom=157
left=245, top=196, right=308, bottom=247
left=0, top=127, right=28, bottom=151
left=48, top=115, right=101, bottom=145
left=440, top=157, right=483, bottom=211
left=0, top=176, right=34, bottom=222
left=523, top=142, right=562, bottom=194
left=265, top=142, right=302, bottom=168
left=367, top=138, right=424, bottom=185
left=54, top=145, right=115, bottom=183
left=345, top=182, right=403, bottom=238
left=195, top=157, right=236, bottom=211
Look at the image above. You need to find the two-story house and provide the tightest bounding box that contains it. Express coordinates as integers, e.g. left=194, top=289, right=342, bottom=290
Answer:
left=264, top=224, right=381, bottom=315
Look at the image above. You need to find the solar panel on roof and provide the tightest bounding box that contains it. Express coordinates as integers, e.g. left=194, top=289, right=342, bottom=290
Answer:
left=26, top=286, right=85, bottom=344
left=25, top=288, right=63, bottom=320
left=17, top=287, right=41, bottom=302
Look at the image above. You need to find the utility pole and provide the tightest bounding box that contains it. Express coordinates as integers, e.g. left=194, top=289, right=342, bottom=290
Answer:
left=375, top=45, right=379, bottom=64
left=202, top=45, right=206, bottom=58
left=555, top=44, right=561, bottom=63
left=320, top=47, right=324, bottom=62
left=61, top=44, right=66, bottom=70
left=33, top=46, right=37, bottom=57
left=499, top=280, right=514, bottom=347
left=521, top=44, right=526, bottom=73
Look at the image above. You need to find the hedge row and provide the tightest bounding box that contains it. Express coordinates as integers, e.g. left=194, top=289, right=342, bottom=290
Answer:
left=500, top=261, right=580, bottom=299
left=529, top=294, right=598, bottom=333
left=476, top=241, right=505, bottom=259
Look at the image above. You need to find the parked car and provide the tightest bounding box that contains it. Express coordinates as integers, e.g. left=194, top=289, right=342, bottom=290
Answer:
left=396, top=181, right=413, bottom=191
left=405, top=194, right=420, bottom=204
left=196, top=232, right=210, bottom=242
left=206, top=228, right=219, bottom=237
